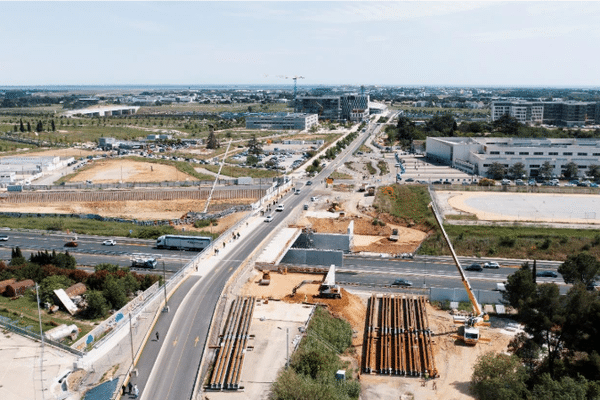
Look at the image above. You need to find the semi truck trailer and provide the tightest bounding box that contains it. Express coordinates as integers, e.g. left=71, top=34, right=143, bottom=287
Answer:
left=156, top=235, right=212, bottom=251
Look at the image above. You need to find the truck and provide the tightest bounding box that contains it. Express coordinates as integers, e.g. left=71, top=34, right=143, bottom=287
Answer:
left=156, top=235, right=212, bottom=251
left=131, top=255, right=157, bottom=269
left=366, top=186, right=376, bottom=196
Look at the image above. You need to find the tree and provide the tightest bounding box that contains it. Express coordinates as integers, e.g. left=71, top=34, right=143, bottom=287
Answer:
left=39, top=275, right=74, bottom=304
left=247, top=134, right=262, bottom=156
left=470, top=352, right=529, bottom=400
left=503, top=262, right=537, bottom=310
left=206, top=128, right=219, bottom=150
left=558, top=252, right=600, bottom=286
left=51, top=119, right=56, bottom=131
left=395, top=116, right=418, bottom=149
left=508, top=162, right=527, bottom=179
left=36, top=121, right=43, bottom=132
left=486, top=162, right=506, bottom=180
left=26, top=122, right=31, bottom=132
left=493, top=113, right=520, bottom=136
left=19, top=119, right=25, bottom=132
left=10, top=246, right=26, bottom=266
left=563, top=161, right=579, bottom=180
left=246, top=155, right=258, bottom=166
left=587, top=165, right=600, bottom=181
left=539, top=161, right=554, bottom=180
left=531, top=373, right=592, bottom=400
left=102, top=275, right=127, bottom=309
left=84, top=290, right=108, bottom=319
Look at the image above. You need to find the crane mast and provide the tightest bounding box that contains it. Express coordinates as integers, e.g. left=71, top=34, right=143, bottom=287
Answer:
left=429, top=202, right=485, bottom=322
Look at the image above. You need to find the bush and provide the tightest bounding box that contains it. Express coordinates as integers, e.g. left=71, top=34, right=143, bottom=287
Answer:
left=499, top=236, right=517, bottom=247
left=84, top=290, right=108, bottom=319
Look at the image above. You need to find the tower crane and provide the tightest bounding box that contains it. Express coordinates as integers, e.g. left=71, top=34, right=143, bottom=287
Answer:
left=276, top=75, right=305, bottom=105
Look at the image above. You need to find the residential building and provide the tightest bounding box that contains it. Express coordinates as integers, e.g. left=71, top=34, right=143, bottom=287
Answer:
left=491, top=100, right=599, bottom=127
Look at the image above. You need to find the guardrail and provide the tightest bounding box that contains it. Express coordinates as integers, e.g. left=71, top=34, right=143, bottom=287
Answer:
left=0, top=317, right=84, bottom=357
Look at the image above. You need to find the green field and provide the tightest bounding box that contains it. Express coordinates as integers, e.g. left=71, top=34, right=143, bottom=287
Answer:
left=373, top=184, right=600, bottom=261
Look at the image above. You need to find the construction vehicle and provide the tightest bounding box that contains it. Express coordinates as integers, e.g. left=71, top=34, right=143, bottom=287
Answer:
left=319, top=264, right=342, bottom=299
left=131, top=255, right=158, bottom=269
left=429, top=202, right=488, bottom=345
left=259, top=271, right=271, bottom=286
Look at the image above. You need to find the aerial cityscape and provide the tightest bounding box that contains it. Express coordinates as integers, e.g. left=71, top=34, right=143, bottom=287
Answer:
left=1, top=2, right=600, bottom=400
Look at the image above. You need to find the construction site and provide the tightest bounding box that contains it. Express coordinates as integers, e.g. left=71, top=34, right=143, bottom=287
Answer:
left=0, top=150, right=519, bottom=399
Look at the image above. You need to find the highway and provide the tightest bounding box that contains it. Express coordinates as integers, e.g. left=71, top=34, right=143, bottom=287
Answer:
left=0, top=231, right=197, bottom=272
left=134, top=123, right=376, bottom=399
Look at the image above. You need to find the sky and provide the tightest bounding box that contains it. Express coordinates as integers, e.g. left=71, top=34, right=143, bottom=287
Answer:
left=1, top=1, right=599, bottom=87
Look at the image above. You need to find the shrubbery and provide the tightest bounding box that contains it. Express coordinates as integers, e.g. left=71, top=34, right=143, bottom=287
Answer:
left=270, top=306, right=359, bottom=400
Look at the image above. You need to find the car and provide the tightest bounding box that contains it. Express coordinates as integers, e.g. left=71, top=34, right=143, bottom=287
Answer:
left=392, top=278, right=413, bottom=287
left=484, top=262, right=500, bottom=269
left=515, top=179, right=525, bottom=186
left=432, top=180, right=443, bottom=185
left=276, top=204, right=284, bottom=212
left=405, top=178, right=414, bottom=182
left=103, top=239, right=116, bottom=246
left=0, top=235, right=8, bottom=241
left=465, top=263, right=483, bottom=271
left=310, top=196, right=318, bottom=202
left=306, top=180, right=312, bottom=186
left=536, top=271, right=558, bottom=278
left=64, top=241, right=78, bottom=247
left=264, top=215, right=274, bottom=222
left=303, top=204, right=309, bottom=210
left=295, top=189, right=301, bottom=195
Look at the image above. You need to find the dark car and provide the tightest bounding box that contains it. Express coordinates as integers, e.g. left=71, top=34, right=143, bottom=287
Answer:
left=405, top=178, right=415, bottom=182
left=306, top=181, right=312, bottom=186
left=465, top=263, right=483, bottom=271
left=392, top=279, right=413, bottom=287
left=536, top=271, right=558, bottom=278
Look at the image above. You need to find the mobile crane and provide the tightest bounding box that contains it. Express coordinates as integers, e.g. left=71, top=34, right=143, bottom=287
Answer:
left=429, top=202, right=488, bottom=345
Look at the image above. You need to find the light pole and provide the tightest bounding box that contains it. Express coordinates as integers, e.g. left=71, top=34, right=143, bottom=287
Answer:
left=162, top=261, right=169, bottom=312
left=35, top=283, right=46, bottom=400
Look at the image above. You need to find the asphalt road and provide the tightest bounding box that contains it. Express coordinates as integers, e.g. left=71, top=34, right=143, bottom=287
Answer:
left=0, top=231, right=196, bottom=272
left=134, top=124, right=376, bottom=399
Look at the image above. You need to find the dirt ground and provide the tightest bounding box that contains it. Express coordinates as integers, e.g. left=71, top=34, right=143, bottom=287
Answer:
left=240, top=271, right=513, bottom=400
left=70, top=159, right=197, bottom=183
left=0, top=198, right=249, bottom=221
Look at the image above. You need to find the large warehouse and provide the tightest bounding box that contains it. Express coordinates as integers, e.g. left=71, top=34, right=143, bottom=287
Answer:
left=426, top=137, right=600, bottom=178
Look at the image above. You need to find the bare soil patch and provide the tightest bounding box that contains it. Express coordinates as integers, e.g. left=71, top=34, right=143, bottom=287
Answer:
left=70, top=159, right=197, bottom=183
left=0, top=199, right=250, bottom=221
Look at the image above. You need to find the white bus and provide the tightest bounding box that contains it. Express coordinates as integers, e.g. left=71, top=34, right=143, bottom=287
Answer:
left=156, top=235, right=212, bottom=251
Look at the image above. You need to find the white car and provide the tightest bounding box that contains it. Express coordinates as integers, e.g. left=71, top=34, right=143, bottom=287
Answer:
left=103, top=239, right=116, bottom=246
left=264, top=215, right=274, bottom=222
left=484, top=262, right=500, bottom=269
left=0, top=235, right=8, bottom=241
left=310, top=196, right=318, bottom=202
left=276, top=204, right=284, bottom=212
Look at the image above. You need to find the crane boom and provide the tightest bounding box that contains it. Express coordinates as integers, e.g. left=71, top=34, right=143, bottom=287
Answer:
left=429, top=202, right=483, bottom=318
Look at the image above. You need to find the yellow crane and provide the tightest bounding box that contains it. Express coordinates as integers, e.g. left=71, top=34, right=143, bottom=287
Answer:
left=429, top=202, right=489, bottom=345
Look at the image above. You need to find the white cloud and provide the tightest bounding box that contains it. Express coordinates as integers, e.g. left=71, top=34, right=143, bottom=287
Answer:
left=305, top=1, right=491, bottom=24
left=472, top=24, right=594, bottom=43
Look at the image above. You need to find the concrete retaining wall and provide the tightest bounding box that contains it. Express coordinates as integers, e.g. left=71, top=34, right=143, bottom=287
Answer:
left=280, top=249, right=343, bottom=267
left=429, top=287, right=503, bottom=305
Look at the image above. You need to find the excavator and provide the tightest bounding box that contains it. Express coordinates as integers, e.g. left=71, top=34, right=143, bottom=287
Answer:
left=429, top=202, right=489, bottom=345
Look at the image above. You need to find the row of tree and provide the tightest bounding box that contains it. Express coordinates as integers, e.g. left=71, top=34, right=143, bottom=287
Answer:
left=13, top=119, right=56, bottom=133
left=471, top=252, right=600, bottom=399
left=486, top=161, right=600, bottom=181
left=2, top=248, right=159, bottom=319
left=387, top=113, right=600, bottom=151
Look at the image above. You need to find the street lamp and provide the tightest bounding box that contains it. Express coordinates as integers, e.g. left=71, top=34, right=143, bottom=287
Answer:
left=162, top=261, right=169, bottom=312
left=35, top=283, right=46, bottom=400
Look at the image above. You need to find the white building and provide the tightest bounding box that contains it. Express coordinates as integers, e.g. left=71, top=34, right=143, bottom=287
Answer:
left=246, top=113, right=318, bottom=130
left=491, top=101, right=544, bottom=124
left=426, top=137, right=600, bottom=178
